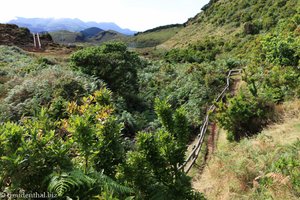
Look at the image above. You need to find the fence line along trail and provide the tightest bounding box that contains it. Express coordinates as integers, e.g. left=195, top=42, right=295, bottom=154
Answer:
left=179, top=69, right=242, bottom=173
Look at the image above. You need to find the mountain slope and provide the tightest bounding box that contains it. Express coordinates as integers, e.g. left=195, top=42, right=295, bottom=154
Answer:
left=154, top=1, right=300, bottom=198
left=50, top=24, right=183, bottom=48
left=79, top=27, right=104, bottom=39
left=49, top=30, right=81, bottom=44
left=89, top=30, right=127, bottom=44
left=50, top=28, right=127, bottom=44
left=161, top=0, right=299, bottom=49
left=9, top=17, right=136, bottom=35
left=127, top=24, right=184, bottom=48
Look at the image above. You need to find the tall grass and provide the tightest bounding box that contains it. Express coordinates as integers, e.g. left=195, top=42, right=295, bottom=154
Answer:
left=193, top=100, right=300, bottom=199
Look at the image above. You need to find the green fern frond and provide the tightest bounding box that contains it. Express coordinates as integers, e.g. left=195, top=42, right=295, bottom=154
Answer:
left=92, top=171, right=134, bottom=194
left=47, top=170, right=95, bottom=197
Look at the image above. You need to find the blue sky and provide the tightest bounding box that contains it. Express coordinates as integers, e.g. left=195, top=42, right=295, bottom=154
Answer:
left=0, top=0, right=209, bottom=31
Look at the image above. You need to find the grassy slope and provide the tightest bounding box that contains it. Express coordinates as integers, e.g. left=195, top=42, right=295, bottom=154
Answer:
left=161, top=0, right=299, bottom=49
left=50, top=30, right=127, bottom=45
left=88, top=30, right=128, bottom=44
left=50, top=25, right=183, bottom=49
left=50, top=30, right=80, bottom=44
left=126, top=26, right=183, bottom=48
left=158, top=1, right=300, bottom=198
left=192, top=100, right=300, bottom=199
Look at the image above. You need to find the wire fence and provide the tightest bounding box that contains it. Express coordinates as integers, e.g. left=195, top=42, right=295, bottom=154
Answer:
left=179, top=69, right=242, bottom=173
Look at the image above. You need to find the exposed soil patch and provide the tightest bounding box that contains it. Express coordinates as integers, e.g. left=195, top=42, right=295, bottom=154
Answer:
left=206, top=123, right=218, bottom=161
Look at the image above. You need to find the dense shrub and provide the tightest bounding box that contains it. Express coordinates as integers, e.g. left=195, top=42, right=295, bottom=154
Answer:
left=202, top=0, right=298, bottom=33
left=216, top=90, right=272, bottom=141
left=165, top=38, right=223, bottom=64
left=0, top=89, right=130, bottom=199
left=70, top=42, right=142, bottom=95
left=138, top=60, right=232, bottom=127
left=0, top=110, right=73, bottom=192
left=244, top=22, right=260, bottom=35
left=0, top=67, right=102, bottom=122
left=261, top=34, right=300, bottom=67
left=117, top=100, right=205, bottom=199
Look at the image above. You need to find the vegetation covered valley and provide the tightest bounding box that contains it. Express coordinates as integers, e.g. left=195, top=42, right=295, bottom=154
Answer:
left=0, top=0, right=300, bottom=199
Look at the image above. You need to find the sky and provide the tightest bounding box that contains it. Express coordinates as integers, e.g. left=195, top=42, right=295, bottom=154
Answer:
left=0, top=0, right=210, bottom=31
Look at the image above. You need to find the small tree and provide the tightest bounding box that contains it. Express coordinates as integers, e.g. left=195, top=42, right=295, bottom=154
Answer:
left=66, top=88, right=124, bottom=176
left=0, top=109, right=72, bottom=192
left=118, top=99, right=205, bottom=199
left=0, top=88, right=129, bottom=199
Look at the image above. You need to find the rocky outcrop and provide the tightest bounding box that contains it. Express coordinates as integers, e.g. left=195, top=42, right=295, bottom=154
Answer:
left=0, top=24, right=32, bottom=46
left=0, top=23, right=57, bottom=50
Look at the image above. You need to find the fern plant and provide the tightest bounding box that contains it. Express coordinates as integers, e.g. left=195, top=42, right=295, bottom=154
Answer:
left=47, top=170, right=95, bottom=198
left=47, top=169, right=133, bottom=199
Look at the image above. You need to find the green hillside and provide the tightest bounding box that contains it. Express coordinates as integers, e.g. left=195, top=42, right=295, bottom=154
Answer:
left=127, top=24, right=184, bottom=48
left=50, top=30, right=81, bottom=44
left=0, top=0, right=299, bottom=199
left=50, top=25, right=183, bottom=48
left=162, top=0, right=299, bottom=50
left=158, top=0, right=299, bottom=198
left=50, top=29, right=128, bottom=45
left=87, top=30, right=128, bottom=44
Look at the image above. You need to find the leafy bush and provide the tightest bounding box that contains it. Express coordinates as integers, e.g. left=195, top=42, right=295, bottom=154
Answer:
left=0, top=110, right=72, bottom=192
left=216, top=90, right=272, bottom=141
left=70, top=42, right=142, bottom=95
left=261, top=33, right=300, bottom=67
left=0, top=89, right=130, bottom=199
left=138, top=59, right=234, bottom=128
left=261, top=66, right=300, bottom=102
left=0, top=67, right=102, bottom=122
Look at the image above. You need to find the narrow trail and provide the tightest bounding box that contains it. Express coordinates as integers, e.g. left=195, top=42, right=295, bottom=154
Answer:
left=191, top=74, right=242, bottom=191
left=180, top=69, right=242, bottom=173
left=205, top=75, right=242, bottom=162
left=206, top=122, right=217, bottom=160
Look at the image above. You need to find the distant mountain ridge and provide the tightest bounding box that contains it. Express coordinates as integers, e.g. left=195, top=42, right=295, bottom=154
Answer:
left=50, top=27, right=128, bottom=44
left=8, top=17, right=136, bottom=35
left=79, top=27, right=104, bottom=39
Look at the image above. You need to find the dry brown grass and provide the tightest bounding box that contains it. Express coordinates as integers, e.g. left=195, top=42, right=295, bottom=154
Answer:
left=191, top=100, right=300, bottom=200
left=263, top=100, right=300, bottom=145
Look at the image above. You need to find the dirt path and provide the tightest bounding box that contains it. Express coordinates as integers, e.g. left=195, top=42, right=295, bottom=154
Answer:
left=206, top=123, right=218, bottom=160
left=191, top=75, right=243, bottom=191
